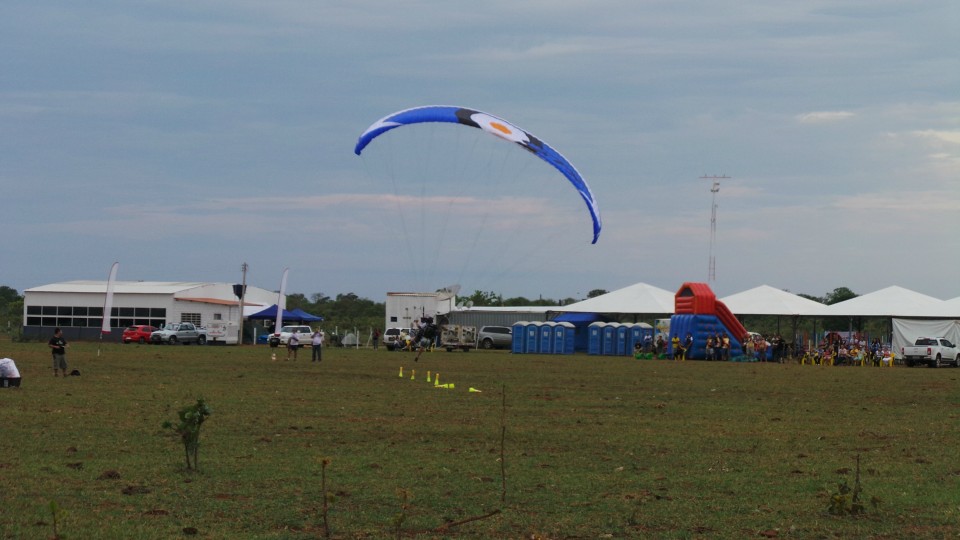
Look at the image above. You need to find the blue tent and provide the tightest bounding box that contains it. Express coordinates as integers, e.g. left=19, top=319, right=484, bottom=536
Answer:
left=552, top=312, right=612, bottom=352
left=289, top=308, right=323, bottom=322
left=248, top=304, right=323, bottom=322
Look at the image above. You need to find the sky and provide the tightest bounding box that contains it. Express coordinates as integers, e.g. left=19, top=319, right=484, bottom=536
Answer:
left=2, top=1, right=959, bottom=303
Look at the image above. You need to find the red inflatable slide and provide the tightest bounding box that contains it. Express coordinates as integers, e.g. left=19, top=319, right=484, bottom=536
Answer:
left=674, top=282, right=746, bottom=340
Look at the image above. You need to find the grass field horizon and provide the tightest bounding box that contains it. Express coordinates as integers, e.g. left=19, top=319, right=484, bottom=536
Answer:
left=2, top=339, right=959, bottom=539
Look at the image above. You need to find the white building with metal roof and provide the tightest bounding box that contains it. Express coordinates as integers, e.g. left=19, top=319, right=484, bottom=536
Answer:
left=23, top=281, right=279, bottom=343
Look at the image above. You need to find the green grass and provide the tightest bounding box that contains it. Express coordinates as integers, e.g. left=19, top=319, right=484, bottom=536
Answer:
left=1, top=340, right=959, bottom=539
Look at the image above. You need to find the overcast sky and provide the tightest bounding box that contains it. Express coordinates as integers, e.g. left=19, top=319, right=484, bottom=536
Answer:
left=2, top=1, right=958, bottom=303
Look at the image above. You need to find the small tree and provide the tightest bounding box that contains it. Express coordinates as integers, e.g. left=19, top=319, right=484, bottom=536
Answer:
left=163, top=398, right=212, bottom=471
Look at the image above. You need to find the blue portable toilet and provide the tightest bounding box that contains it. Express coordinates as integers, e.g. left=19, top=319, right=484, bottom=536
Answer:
left=554, top=322, right=575, bottom=354
left=524, top=322, right=541, bottom=354
left=628, top=323, right=653, bottom=355
left=602, top=323, right=621, bottom=355
left=512, top=321, right=528, bottom=354
left=616, top=324, right=630, bottom=356
left=539, top=322, right=556, bottom=354
left=588, top=322, right=605, bottom=355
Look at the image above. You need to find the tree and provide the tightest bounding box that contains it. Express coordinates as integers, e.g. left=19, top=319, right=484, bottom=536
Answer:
left=465, top=290, right=500, bottom=307
left=824, top=287, right=857, bottom=305
left=587, top=289, right=608, bottom=298
left=285, top=293, right=309, bottom=310
left=0, top=286, right=19, bottom=306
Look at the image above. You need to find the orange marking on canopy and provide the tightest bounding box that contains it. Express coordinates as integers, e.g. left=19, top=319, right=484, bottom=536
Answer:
left=489, top=122, right=513, bottom=135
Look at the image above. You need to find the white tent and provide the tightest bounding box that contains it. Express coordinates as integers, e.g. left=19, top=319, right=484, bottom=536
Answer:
left=821, top=286, right=945, bottom=317
left=892, top=319, right=960, bottom=360
left=720, top=285, right=828, bottom=316
left=560, top=282, right=674, bottom=314
left=924, top=297, right=960, bottom=318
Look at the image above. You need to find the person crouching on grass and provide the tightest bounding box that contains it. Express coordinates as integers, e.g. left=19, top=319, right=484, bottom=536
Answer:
left=0, top=357, right=22, bottom=388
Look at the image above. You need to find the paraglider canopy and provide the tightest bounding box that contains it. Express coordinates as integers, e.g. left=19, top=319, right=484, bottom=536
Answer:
left=355, top=105, right=602, bottom=244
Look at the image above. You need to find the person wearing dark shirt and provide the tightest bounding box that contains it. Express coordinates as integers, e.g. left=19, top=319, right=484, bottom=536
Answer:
left=48, top=327, right=68, bottom=377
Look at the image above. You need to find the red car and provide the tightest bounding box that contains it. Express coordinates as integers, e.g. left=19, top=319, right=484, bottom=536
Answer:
left=122, top=325, right=157, bottom=344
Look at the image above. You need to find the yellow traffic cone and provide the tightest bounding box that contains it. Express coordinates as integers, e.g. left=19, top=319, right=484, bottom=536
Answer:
left=271, top=352, right=276, bottom=362
left=426, top=371, right=432, bottom=383
left=434, top=372, right=440, bottom=387
left=469, top=387, right=482, bottom=393
left=410, top=369, right=416, bottom=380
left=399, top=366, right=404, bottom=378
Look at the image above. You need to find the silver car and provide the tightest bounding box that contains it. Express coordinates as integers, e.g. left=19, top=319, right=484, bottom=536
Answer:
left=477, top=326, right=512, bottom=349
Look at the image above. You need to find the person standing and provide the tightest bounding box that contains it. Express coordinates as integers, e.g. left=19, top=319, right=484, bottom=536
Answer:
left=49, top=327, right=68, bottom=376
left=372, top=328, right=380, bottom=350
left=287, top=329, right=300, bottom=360
left=311, top=328, right=324, bottom=362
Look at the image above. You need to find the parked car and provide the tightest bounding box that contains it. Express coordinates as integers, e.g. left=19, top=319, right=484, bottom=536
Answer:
left=383, top=327, right=414, bottom=351
left=122, top=325, right=157, bottom=344
left=150, top=322, right=206, bottom=345
left=477, top=325, right=512, bottom=349
left=269, top=325, right=314, bottom=348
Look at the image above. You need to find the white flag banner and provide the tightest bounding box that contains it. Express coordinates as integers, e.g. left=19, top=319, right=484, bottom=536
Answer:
left=101, top=261, right=119, bottom=334
left=274, top=268, right=289, bottom=334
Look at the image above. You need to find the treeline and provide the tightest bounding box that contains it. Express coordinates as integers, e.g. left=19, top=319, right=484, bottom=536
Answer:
left=0, top=286, right=24, bottom=334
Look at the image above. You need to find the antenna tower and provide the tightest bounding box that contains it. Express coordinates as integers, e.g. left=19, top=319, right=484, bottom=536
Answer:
left=700, top=175, right=729, bottom=283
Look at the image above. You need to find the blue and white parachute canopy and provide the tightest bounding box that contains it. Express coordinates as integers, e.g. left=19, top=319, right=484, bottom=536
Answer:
left=354, top=106, right=602, bottom=244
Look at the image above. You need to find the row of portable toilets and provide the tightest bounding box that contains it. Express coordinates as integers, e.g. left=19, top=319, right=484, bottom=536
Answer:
left=511, top=321, right=577, bottom=355
left=585, top=322, right=654, bottom=356
left=510, top=321, right=655, bottom=356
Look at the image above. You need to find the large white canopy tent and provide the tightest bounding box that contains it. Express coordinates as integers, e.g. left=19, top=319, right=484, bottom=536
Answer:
left=560, top=282, right=675, bottom=315
left=719, top=285, right=830, bottom=350
left=720, top=285, right=828, bottom=316
left=821, top=286, right=945, bottom=317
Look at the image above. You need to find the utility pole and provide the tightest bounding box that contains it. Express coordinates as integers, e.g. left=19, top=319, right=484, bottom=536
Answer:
left=700, top=175, right=729, bottom=283
left=238, top=262, right=248, bottom=345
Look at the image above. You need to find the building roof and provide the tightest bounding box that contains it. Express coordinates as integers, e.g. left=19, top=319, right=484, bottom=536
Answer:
left=26, top=280, right=212, bottom=295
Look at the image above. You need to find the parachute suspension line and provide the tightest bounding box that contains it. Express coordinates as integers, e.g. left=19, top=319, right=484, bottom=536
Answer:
left=360, top=130, right=422, bottom=289
left=421, top=124, right=479, bottom=290
left=450, top=141, right=532, bottom=289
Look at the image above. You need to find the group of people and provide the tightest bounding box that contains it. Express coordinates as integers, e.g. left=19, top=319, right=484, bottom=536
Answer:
left=632, top=331, right=790, bottom=362
left=284, top=328, right=325, bottom=362
left=1, top=326, right=70, bottom=389
left=804, top=336, right=892, bottom=366
left=741, top=333, right=788, bottom=362
left=391, top=319, right=439, bottom=361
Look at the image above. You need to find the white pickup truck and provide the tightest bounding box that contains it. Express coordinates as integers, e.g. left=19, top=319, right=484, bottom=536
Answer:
left=901, top=337, right=960, bottom=368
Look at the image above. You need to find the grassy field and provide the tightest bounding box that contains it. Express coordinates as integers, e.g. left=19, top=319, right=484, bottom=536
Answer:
left=1, top=339, right=959, bottom=539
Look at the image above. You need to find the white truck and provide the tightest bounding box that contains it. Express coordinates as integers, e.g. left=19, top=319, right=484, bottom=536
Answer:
left=901, top=337, right=960, bottom=368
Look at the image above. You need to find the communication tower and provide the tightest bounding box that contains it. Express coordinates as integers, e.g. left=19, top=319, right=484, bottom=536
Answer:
left=700, top=175, right=729, bottom=283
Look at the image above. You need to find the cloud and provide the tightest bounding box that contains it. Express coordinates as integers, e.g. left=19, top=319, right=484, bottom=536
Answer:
left=795, top=111, right=855, bottom=124
left=910, top=130, right=960, bottom=146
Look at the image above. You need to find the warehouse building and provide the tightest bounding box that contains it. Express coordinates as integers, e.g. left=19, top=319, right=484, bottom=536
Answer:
left=23, top=281, right=279, bottom=343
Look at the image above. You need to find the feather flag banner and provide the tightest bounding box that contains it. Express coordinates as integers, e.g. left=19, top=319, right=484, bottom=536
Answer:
left=274, top=268, right=289, bottom=335
left=101, top=261, right=119, bottom=334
